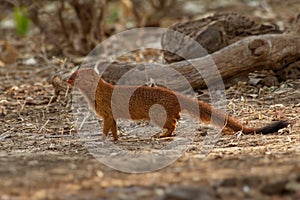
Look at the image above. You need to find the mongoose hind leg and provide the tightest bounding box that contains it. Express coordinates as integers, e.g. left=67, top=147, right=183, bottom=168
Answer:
left=158, top=118, right=177, bottom=138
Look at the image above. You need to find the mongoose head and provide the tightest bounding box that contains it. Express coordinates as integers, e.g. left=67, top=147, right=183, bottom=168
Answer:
left=67, top=68, right=100, bottom=87
left=66, top=68, right=103, bottom=99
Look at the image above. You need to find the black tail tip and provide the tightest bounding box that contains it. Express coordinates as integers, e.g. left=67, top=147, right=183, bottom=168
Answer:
left=258, top=120, right=290, bottom=134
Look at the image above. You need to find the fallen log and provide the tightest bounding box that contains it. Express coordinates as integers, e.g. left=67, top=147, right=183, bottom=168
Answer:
left=95, top=34, right=300, bottom=91
left=161, top=12, right=282, bottom=63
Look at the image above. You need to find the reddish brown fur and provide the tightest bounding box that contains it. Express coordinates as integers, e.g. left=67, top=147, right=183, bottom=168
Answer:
left=67, top=68, right=288, bottom=141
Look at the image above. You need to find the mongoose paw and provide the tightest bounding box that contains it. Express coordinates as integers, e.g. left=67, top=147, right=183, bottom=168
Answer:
left=152, top=132, right=174, bottom=139
left=152, top=132, right=163, bottom=138
left=100, top=135, right=107, bottom=141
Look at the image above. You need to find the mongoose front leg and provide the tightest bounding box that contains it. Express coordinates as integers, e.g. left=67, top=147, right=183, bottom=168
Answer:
left=110, top=119, right=118, bottom=141
left=102, top=117, right=118, bottom=141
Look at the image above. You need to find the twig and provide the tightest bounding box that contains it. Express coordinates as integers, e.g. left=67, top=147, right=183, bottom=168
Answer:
left=39, top=119, right=49, bottom=133
left=79, top=112, right=91, bottom=130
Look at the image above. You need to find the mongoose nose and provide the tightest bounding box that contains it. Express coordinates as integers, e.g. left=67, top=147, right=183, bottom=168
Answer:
left=66, top=78, right=74, bottom=85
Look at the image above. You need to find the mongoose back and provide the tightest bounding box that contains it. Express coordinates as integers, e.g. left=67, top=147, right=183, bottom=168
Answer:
left=67, top=68, right=288, bottom=141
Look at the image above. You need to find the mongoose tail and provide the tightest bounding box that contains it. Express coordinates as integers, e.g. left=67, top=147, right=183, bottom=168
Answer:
left=181, top=97, right=289, bottom=135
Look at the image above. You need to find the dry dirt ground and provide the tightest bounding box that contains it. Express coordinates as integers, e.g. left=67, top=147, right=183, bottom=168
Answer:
left=0, top=55, right=299, bottom=200
left=1, top=1, right=300, bottom=200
